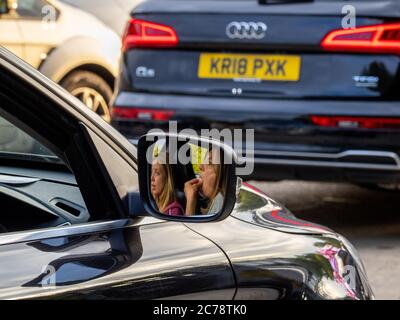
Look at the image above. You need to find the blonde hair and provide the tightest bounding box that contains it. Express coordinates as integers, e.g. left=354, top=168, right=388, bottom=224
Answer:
left=201, top=149, right=224, bottom=214
left=153, top=153, right=176, bottom=213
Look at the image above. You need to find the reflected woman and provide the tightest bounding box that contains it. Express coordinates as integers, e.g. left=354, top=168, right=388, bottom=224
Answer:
left=151, top=153, right=184, bottom=216
left=184, top=149, right=224, bottom=216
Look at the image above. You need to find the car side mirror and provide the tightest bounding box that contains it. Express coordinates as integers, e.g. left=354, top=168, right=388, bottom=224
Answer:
left=137, top=132, right=238, bottom=222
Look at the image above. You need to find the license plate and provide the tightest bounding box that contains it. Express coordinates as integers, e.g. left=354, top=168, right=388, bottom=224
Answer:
left=198, top=53, right=301, bottom=81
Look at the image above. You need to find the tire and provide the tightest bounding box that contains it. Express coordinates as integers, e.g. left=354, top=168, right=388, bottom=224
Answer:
left=61, top=71, right=113, bottom=123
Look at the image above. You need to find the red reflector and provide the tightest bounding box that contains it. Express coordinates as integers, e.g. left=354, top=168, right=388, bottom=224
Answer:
left=271, top=210, right=325, bottom=229
left=112, top=107, right=175, bottom=121
left=310, top=116, right=400, bottom=129
left=321, top=23, right=400, bottom=54
left=122, top=19, right=178, bottom=51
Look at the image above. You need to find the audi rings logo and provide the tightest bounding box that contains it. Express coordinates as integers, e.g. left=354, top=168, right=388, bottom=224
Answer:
left=226, top=21, right=267, bottom=40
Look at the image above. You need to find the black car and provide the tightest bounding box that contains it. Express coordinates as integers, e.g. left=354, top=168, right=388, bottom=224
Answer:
left=0, top=46, right=373, bottom=299
left=112, top=0, right=400, bottom=187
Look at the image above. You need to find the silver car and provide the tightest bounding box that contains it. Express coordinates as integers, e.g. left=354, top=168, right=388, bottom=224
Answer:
left=60, top=0, right=141, bottom=36
left=0, top=0, right=122, bottom=122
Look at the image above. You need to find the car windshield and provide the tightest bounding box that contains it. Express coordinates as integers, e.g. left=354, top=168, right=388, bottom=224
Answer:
left=0, top=117, right=61, bottom=164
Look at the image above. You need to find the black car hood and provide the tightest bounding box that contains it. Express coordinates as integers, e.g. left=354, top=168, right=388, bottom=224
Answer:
left=231, top=183, right=334, bottom=235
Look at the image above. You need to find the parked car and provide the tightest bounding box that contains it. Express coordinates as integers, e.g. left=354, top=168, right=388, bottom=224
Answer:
left=0, top=46, right=373, bottom=299
left=60, top=0, right=142, bottom=36
left=0, top=0, right=121, bottom=122
left=112, top=0, right=400, bottom=189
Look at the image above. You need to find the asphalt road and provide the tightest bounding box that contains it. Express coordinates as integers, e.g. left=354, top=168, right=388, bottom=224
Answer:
left=250, top=180, right=400, bottom=300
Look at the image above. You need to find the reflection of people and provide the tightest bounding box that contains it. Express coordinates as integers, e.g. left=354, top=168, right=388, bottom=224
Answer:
left=184, top=149, right=224, bottom=216
left=151, top=154, right=184, bottom=216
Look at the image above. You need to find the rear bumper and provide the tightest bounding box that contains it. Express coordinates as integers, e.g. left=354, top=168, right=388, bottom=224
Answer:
left=112, top=92, right=400, bottom=183
left=247, top=150, right=400, bottom=183
left=113, top=91, right=400, bottom=117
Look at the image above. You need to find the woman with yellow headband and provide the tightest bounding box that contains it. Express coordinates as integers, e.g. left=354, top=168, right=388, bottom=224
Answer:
left=184, top=149, right=224, bottom=216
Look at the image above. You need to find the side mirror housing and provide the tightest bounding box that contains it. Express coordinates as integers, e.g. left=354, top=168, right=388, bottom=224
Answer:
left=137, top=132, right=238, bottom=223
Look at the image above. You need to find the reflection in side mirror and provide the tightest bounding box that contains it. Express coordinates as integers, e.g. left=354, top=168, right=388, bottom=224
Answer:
left=138, top=133, right=238, bottom=222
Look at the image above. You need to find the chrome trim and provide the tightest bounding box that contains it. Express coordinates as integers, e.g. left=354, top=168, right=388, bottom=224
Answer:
left=241, top=149, right=400, bottom=171
left=0, top=219, right=131, bottom=247
left=243, top=159, right=400, bottom=171
left=0, top=217, right=164, bottom=247
left=56, top=222, right=72, bottom=228
left=248, top=149, right=400, bottom=163
left=226, top=21, right=267, bottom=40
left=0, top=174, right=40, bottom=186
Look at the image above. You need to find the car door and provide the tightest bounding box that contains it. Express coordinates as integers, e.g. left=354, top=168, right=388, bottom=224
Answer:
left=59, top=0, right=133, bottom=36
left=0, top=219, right=236, bottom=299
left=13, top=0, right=60, bottom=68
left=0, top=48, right=236, bottom=299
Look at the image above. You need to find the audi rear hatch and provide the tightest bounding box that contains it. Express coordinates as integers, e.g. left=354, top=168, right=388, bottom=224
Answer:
left=119, top=0, right=400, bottom=99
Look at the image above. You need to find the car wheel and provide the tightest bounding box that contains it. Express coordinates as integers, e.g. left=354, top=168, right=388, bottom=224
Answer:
left=61, top=71, right=112, bottom=123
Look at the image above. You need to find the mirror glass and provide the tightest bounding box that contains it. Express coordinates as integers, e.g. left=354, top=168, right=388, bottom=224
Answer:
left=146, top=137, right=230, bottom=218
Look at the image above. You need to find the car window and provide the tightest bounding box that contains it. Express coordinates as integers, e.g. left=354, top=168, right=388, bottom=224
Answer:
left=0, top=113, right=91, bottom=235
left=85, top=126, right=139, bottom=201
left=0, top=116, right=58, bottom=163
left=16, top=0, right=50, bottom=18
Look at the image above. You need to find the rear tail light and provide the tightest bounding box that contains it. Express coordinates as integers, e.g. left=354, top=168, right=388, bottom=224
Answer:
left=310, top=115, right=400, bottom=129
left=122, top=19, right=178, bottom=51
left=321, top=23, right=400, bottom=54
left=112, top=107, right=175, bottom=121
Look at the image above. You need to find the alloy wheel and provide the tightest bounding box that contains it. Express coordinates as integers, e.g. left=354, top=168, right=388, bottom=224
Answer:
left=71, top=87, right=111, bottom=123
